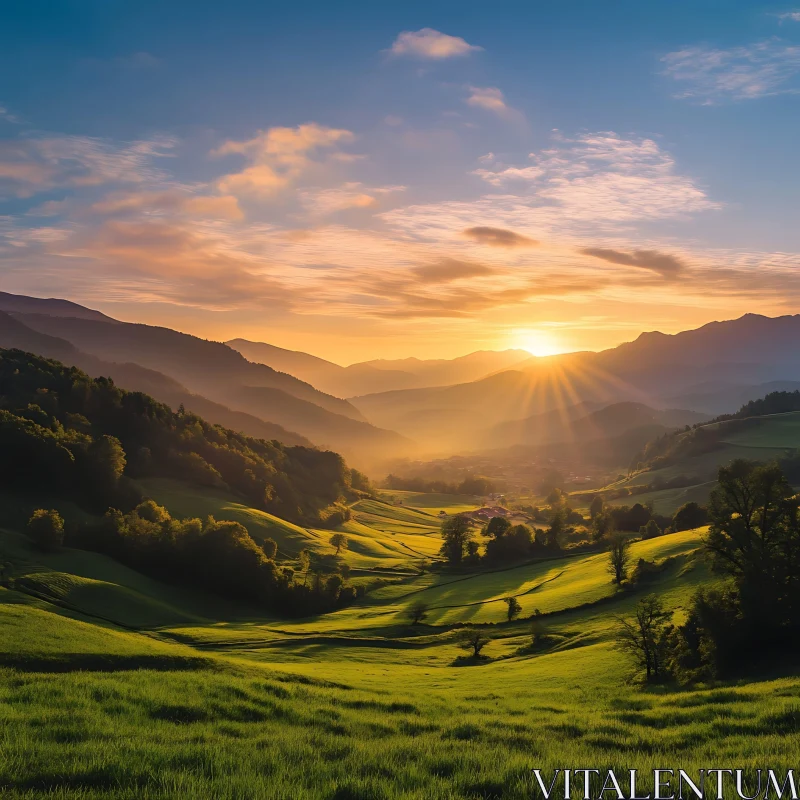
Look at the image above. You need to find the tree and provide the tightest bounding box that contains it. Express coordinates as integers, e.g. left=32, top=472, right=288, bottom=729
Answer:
left=591, top=511, right=614, bottom=542
left=458, top=628, right=491, bottom=658
left=484, top=516, right=511, bottom=539
left=672, top=501, right=709, bottom=532
left=589, top=495, right=604, bottom=519
left=261, top=537, right=278, bottom=560
left=705, top=459, right=800, bottom=630
left=339, top=562, right=352, bottom=581
left=439, top=515, right=473, bottom=565
left=329, top=532, right=349, bottom=555
left=530, top=609, right=546, bottom=647
left=504, top=596, right=522, bottom=622
left=27, top=509, right=64, bottom=552
left=639, top=519, right=662, bottom=539
left=615, top=595, right=672, bottom=680
left=407, top=601, right=429, bottom=625
left=607, top=532, right=631, bottom=585
left=298, top=549, right=311, bottom=585
left=546, top=487, right=565, bottom=509
left=545, top=509, right=565, bottom=550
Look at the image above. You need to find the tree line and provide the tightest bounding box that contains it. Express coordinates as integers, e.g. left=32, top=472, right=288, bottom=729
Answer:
left=0, top=349, right=370, bottom=526
left=27, top=501, right=362, bottom=617
left=383, top=474, right=496, bottom=496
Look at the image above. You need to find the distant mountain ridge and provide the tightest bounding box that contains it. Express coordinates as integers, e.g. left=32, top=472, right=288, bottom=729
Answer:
left=227, top=338, right=531, bottom=397
left=350, top=313, right=800, bottom=453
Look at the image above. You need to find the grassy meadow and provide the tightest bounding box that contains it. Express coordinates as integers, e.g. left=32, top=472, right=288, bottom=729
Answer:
left=2, top=485, right=799, bottom=798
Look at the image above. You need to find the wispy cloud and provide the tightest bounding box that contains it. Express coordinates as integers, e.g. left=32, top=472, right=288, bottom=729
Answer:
left=384, top=132, right=720, bottom=242
left=777, top=10, right=800, bottom=22
left=212, top=123, right=355, bottom=198
left=581, top=247, right=685, bottom=279
left=388, top=28, right=482, bottom=60
left=662, top=39, right=800, bottom=102
left=0, top=134, right=176, bottom=197
left=465, top=86, right=524, bottom=122
left=0, top=105, right=21, bottom=125
left=299, top=183, right=405, bottom=216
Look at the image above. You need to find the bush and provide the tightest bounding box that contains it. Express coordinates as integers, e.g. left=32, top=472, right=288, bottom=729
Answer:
left=27, top=509, right=64, bottom=552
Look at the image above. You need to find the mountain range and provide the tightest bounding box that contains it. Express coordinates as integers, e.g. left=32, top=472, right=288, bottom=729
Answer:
left=2, top=291, right=800, bottom=471
left=226, top=338, right=531, bottom=397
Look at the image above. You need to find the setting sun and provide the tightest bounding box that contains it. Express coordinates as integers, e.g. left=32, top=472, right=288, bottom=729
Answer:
left=515, top=329, right=565, bottom=358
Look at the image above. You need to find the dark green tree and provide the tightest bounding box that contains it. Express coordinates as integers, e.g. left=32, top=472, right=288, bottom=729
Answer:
left=329, top=532, right=349, bottom=555
left=439, top=515, right=474, bottom=565
left=27, top=509, right=64, bottom=552
left=615, top=595, right=672, bottom=681
left=458, top=628, right=491, bottom=658
left=589, top=495, right=604, bottom=519
left=607, top=532, right=631, bottom=585
left=504, top=596, right=522, bottom=622
left=407, top=601, right=429, bottom=625
left=672, top=501, right=709, bottom=532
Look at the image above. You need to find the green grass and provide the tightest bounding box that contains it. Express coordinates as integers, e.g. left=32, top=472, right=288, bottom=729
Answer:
left=2, top=483, right=799, bottom=798
left=601, top=411, right=800, bottom=517
left=377, top=490, right=482, bottom=516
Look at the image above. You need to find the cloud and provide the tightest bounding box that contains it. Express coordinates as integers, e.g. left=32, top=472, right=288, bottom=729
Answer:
left=389, top=28, right=482, bottom=60
left=412, top=257, right=495, bottom=283
left=662, top=39, right=800, bottom=102
left=463, top=226, right=538, bottom=248
left=89, top=190, right=243, bottom=220
left=0, top=134, right=176, bottom=197
left=299, top=183, right=405, bottom=216
left=465, top=86, right=524, bottom=121
left=62, top=218, right=294, bottom=309
left=778, top=11, right=800, bottom=22
left=384, top=132, right=720, bottom=242
left=581, top=247, right=685, bottom=278
left=0, top=105, right=21, bottom=124
left=212, top=123, right=355, bottom=198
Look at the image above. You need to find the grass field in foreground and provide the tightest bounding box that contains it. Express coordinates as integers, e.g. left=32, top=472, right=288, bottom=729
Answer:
left=2, top=597, right=800, bottom=799
left=1, top=480, right=798, bottom=799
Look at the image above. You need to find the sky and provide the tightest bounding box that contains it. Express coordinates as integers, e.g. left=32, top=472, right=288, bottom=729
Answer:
left=1, top=0, right=800, bottom=364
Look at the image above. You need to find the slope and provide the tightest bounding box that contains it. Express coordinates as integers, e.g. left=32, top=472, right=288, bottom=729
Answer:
left=0, top=311, right=312, bottom=447
left=7, top=307, right=412, bottom=463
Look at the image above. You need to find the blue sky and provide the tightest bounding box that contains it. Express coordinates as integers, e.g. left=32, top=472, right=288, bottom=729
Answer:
left=1, top=0, right=799, bottom=361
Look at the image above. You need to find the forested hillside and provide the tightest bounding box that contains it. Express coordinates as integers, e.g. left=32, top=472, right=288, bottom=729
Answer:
left=0, top=349, right=361, bottom=526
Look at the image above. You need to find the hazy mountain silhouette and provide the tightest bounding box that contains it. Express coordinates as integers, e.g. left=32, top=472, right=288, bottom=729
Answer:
left=227, top=338, right=531, bottom=397
left=0, top=311, right=313, bottom=447
left=352, top=314, right=800, bottom=453
left=0, top=294, right=411, bottom=464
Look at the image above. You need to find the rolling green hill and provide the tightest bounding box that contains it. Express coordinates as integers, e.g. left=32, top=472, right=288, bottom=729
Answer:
left=592, top=409, right=800, bottom=517
left=2, top=471, right=800, bottom=799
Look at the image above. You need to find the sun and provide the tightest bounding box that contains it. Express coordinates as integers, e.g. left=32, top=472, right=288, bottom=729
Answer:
left=515, top=329, right=564, bottom=358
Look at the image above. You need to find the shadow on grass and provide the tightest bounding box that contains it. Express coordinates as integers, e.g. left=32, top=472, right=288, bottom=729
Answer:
left=0, top=652, right=211, bottom=673
left=450, top=654, right=492, bottom=667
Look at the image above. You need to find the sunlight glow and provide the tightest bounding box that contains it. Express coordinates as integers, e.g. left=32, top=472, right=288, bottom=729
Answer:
left=515, top=329, right=565, bottom=358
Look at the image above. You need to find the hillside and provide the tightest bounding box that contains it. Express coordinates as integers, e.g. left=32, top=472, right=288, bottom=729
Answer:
left=586, top=396, right=800, bottom=515
left=0, top=294, right=411, bottom=464
left=0, top=312, right=313, bottom=447
left=486, top=401, right=708, bottom=450
left=0, top=348, right=358, bottom=526
left=6, top=503, right=797, bottom=798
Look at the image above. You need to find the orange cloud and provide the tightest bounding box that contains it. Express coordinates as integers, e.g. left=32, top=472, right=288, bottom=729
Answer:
left=463, top=226, right=539, bottom=248
left=213, top=123, right=355, bottom=198
left=389, top=28, right=482, bottom=60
